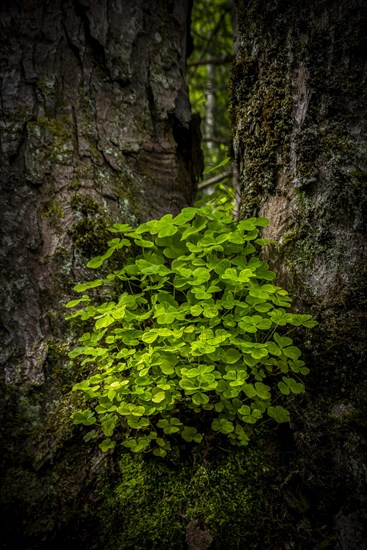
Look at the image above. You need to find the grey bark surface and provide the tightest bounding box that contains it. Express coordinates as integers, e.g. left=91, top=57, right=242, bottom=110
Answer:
left=232, top=0, right=367, bottom=548
left=0, top=1, right=201, bottom=547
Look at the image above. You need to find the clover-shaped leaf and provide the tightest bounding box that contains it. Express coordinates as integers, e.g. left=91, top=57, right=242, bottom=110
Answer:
left=254, top=382, right=271, bottom=400
left=223, top=348, right=241, bottom=364
left=179, top=378, right=201, bottom=391
left=127, top=417, right=150, bottom=429
left=223, top=370, right=248, bottom=387
left=72, top=409, right=96, bottom=426
left=267, top=405, right=290, bottom=423
left=278, top=377, right=304, bottom=395
left=212, top=418, right=234, bottom=434
left=99, top=438, right=116, bottom=452
left=157, top=417, right=182, bottom=434
left=181, top=426, right=203, bottom=443
left=83, top=430, right=98, bottom=442
left=123, top=437, right=150, bottom=453
left=192, top=392, right=209, bottom=405
left=101, top=415, right=117, bottom=436
left=152, top=391, right=166, bottom=403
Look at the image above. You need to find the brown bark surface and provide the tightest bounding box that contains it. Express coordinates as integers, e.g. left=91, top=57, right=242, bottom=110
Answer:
left=232, top=0, right=367, bottom=548
left=0, top=1, right=201, bottom=547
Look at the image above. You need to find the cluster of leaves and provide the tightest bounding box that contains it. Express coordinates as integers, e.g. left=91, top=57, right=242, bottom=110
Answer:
left=66, top=204, right=316, bottom=457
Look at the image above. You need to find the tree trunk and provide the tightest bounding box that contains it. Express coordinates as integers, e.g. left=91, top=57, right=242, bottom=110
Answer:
left=231, top=0, right=367, bottom=547
left=0, top=1, right=201, bottom=548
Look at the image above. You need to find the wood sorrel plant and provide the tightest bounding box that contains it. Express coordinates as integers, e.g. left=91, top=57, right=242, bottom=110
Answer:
left=66, top=203, right=316, bottom=456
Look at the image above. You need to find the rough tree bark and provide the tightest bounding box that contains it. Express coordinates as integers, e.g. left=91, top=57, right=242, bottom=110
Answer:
left=231, top=0, right=367, bottom=548
left=0, top=1, right=201, bottom=548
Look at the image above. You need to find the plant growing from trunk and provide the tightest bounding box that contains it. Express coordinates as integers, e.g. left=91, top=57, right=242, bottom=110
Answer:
left=66, top=202, right=316, bottom=457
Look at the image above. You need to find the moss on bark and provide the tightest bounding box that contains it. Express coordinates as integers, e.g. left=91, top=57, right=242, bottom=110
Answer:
left=230, top=1, right=367, bottom=548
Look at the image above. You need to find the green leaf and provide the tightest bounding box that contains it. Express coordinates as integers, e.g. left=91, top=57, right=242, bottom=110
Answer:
left=302, top=319, right=318, bottom=328
left=242, top=383, right=257, bottom=398
left=170, top=417, right=183, bottom=426
left=274, top=333, right=293, bottom=348
left=101, top=415, right=117, bottom=436
left=192, top=392, right=209, bottom=405
left=66, top=295, right=91, bottom=308
left=248, top=346, right=268, bottom=360
left=132, top=405, right=147, bottom=416
left=225, top=348, right=242, bottom=364
left=153, top=447, right=167, bottom=457
left=141, top=331, right=159, bottom=343
left=108, top=222, right=134, bottom=233
left=281, top=377, right=305, bottom=394
left=156, top=312, right=175, bottom=325
left=69, top=347, right=87, bottom=359
left=72, top=409, right=96, bottom=426
left=203, top=306, right=219, bottom=318
left=192, top=288, right=212, bottom=300
left=221, top=268, right=238, bottom=281
left=212, top=418, right=234, bottom=434
left=127, top=417, right=150, bottom=429
left=123, top=437, right=150, bottom=453
left=158, top=224, right=178, bottom=238
left=240, top=414, right=257, bottom=425
left=133, top=238, right=154, bottom=248
left=223, top=370, right=247, bottom=387
left=181, top=426, right=202, bottom=443
left=254, top=382, right=271, bottom=400
left=269, top=310, right=289, bottom=326
left=266, top=341, right=282, bottom=356
left=163, top=425, right=180, bottom=434
left=95, top=314, right=114, bottom=329
left=238, top=405, right=251, bottom=416
left=159, top=360, right=175, bottom=375
left=152, top=391, right=166, bottom=403
left=253, top=217, right=269, bottom=227
left=179, top=378, right=201, bottom=391
left=278, top=381, right=290, bottom=395
left=190, top=304, right=203, bottom=316
left=87, top=256, right=105, bottom=269
left=237, top=219, right=256, bottom=231
left=213, top=259, right=231, bottom=275
left=181, top=218, right=207, bottom=240
left=99, top=438, right=116, bottom=452
left=267, top=405, right=290, bottom=423
left=157, top=419, right=169, bottom=428
left=74, top=279, right=104, bottom=292
left=255, top=266, right=276, bottom=281
left=173, top=207, right=198, bottom=225
left=83, top=430, right=98, bottom=442
left=283, top=346, right=302, bottom=360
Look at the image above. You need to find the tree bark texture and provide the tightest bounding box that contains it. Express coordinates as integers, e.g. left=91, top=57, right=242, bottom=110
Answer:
left=0, top=1, right=201, bottom=548
left=232, top=0, right=367, bottom=548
